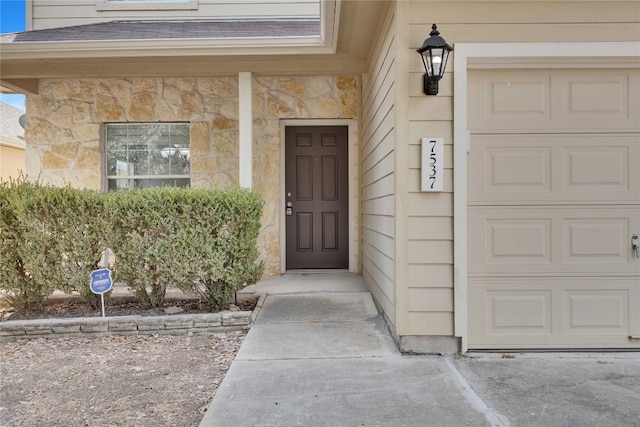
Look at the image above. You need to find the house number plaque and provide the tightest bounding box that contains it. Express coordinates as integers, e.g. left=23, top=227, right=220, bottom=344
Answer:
left=421, top=137, right=444, bottom=192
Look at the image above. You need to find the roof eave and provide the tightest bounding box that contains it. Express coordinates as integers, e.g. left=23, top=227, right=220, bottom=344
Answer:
left=0, top=35, right=337, bottom=61
left=0, top=136, right=26, bottom=150
left=1, top=0, right=340, bottom=61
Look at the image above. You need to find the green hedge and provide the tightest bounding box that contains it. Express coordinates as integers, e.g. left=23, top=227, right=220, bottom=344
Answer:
left=0, top=178, right=108, bottom=308
left=0, top=178, right=264, bottom=311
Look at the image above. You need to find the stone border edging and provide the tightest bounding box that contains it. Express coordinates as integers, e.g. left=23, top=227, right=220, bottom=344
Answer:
left=0, top=293, right=266, bottom=340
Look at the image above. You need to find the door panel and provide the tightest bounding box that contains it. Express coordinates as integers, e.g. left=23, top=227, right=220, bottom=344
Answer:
left=296, top=156, right=313, bottom=200
left=285, top=126, right=348, bottom=269
left=296, top=212, right=313, bottom=251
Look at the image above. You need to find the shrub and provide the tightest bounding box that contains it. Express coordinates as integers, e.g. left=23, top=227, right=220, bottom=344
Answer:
left=0, top=177, right=51, bottom=307
left=45, top=186, right=109, bottom=307
left=177, top=188, right=264, bottom=311
left=106, top=187, right=194, bottom=307
left=1, top=179, right=264, bottom=311
left=0, top=177, right=108, bottom=308
left=107, top=187, right=264, bottom=310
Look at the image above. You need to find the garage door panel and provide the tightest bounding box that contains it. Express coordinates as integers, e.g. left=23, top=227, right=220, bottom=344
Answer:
left=469, top=207, right=639, bottom=275
left=469, top=134, right=640, bottom=203
left=483, top=218, right=551, bottom=265
left=562, top=72, right=631, bottom=128
left=563, top=145, right=630, bottom=193
left=468, top=279, right=639, bottom=349
left=468, top=71, right=552, bottom=131
left=564, top=290, right=629, bottom=335
left=487, top=290, right=552, bottom=334
left=469, top=69, right=640, bottom=131
left=486, top=147, right=551, bottom=193
left=564, top=218, right=629, bottom=264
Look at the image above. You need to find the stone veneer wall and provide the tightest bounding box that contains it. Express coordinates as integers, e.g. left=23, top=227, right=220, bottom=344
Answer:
left=251, top=76, right=359, bottom=276
left=24, top=75, right=359, bottom=278
left=25, top=77, right=241, bottom=189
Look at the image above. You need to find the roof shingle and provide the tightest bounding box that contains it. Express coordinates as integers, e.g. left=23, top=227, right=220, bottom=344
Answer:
left=0, top=102, right=25, bottom=141
left=3, top=20, right=320, bottom=43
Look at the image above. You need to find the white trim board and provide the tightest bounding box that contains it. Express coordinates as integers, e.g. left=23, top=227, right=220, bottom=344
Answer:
left=239, top=72, right=253, bottom=189
left=453, top=42, right=640, bottom=354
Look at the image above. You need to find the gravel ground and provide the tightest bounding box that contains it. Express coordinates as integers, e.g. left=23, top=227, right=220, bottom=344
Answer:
left=0, top=332, right=246, bottom=426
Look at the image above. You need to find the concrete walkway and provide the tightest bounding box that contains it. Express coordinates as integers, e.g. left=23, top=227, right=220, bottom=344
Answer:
left=200, top=273, right=640, bottom=427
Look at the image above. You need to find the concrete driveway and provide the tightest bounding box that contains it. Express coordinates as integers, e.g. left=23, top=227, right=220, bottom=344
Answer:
left=452, top=352, right=640, bottom=426
left=201, top=273, right=640, bottom=427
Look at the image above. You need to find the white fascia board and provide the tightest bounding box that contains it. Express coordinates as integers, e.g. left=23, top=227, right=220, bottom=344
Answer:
left=1, top=136, right=26, bottom=150
left=321, top=0, right=340, bottom=54
left=0, top=36, right=334, bottom=60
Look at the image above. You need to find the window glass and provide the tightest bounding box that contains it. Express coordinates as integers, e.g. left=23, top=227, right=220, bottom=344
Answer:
left=106, top=123, right=190, bottom=190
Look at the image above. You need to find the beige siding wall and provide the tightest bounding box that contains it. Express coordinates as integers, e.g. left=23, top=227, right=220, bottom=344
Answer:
left=402, top=0, right=640, bottom=338
left=361, top=2, right=397, bottom=328
left=408, top=1, right=640, bottom=45
left=0, top=142, right=26, bottom=181
left=29, top=0, right=320, bottom=30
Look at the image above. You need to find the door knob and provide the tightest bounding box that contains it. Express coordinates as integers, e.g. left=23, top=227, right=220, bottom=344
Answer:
left=632, top=234, right=639, bottom=259
left=286, top=201, right=293, bottom=216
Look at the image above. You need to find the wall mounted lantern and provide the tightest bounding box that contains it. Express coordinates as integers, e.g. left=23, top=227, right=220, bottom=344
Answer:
left=416, top=24, right=453, bottom=95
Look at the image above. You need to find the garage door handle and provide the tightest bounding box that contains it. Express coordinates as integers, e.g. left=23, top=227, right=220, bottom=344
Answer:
left=633, top=234, right=639, bottom=258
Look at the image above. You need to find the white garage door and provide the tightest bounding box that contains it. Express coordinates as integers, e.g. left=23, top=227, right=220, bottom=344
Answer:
left=467, top=69, right=640, bottom=349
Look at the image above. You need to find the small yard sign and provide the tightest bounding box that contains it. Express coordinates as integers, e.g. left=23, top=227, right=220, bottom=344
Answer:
left=90, top=268, right=113, bottom=294
left=90, top=268, right=113, bottom=317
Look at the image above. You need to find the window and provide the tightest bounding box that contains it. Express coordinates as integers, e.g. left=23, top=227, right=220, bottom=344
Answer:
left=105, top=123, right=190, bottom=190
left=96, top=0, right=198, bottom=11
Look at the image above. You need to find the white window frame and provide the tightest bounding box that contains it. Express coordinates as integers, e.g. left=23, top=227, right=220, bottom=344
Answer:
left=96, top=0, right=198, bottom=11
left=103, top=122, right=191, bottom=191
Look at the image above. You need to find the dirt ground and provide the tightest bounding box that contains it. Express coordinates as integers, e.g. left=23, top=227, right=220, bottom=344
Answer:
left=0, top=332, right=246, bottom=427
left=0, top=294, right=257, bottom=426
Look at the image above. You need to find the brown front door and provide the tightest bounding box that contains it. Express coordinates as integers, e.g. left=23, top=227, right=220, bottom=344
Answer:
left=285, top=126, right=349, bottom=269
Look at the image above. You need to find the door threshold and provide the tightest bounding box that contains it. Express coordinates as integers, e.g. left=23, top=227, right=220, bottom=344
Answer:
left=285, top=269, right=350, bottom=274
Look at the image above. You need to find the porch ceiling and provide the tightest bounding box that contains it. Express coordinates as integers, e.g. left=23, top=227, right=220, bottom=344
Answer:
left=0, top=1, right=386, bottom=95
